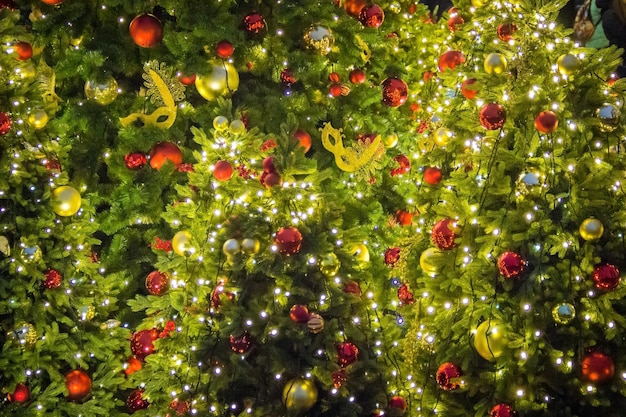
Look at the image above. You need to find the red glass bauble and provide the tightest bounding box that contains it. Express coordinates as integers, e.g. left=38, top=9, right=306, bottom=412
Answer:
left=388, top=395, right=407, bottom=412
left=262, top=156, right=277, bottom=173
left=359, top=4, right=384, bottom=28
left=130, top=328, right=159, bottom=360
left=15, top=42, right=33, bottom=61
left=274, top=227, right=303, bottom=255
left=382, top=77, right=408, bottom=107
left=260, top=171, right=282, bottom=188
left=213, top=160, right=234, bottom=181
left=332, top=369, right=347, bottom=388
left=490, top=403, right=517, bottom=417
left=289, top=304, right=310, bottom=323
left=384, top=247, right=401, bottom=266
left=329, top=83, right=343, bottom=97
left=497, top=23, right=518, bottom=42
left=581, top=351, right=615, bottom=383
left=65, top=369, right=91, bottom=401
left=149, top=142, right=182, bottom=169
left=293, top=129, right=312, bottom=152
left=397, top=283, right=415, bottom=304
left=127, top=389, right=149, bottom=413
left=280, top=69, right=296, bottom=86
left=344, top=0, right=366, bottom=17
left=497, top=251, right=527, bottom=279
left=178, top=73, right=196, bottom=86
left=431, top=219, right=458, bottom=250
left=461, top=78, right=478, bottom=99
left=448, top=14, right=464, bottom=31
left=349, top=68, right=366, bottom=84
left=436, top=362, right=462, bottom=391
left=343, top=280, right=362, bottom=296
left=336, top=341, right=359, bottom=367
left=424, top=166, right=442, bottom=185
left=395, top=210, right=413, bottom=226
left=479, top=103, right=506, bottom=130
left=8, top=383, right=29, bottom=403
left=129, top=14, right=163, bottom=48
left=534, top=110, right=558, bottom=133
left=43, top=269, right=62, bottom=289
left=229, top=331, right=254, bottom=354
left=145, top=270, right=169, bottom=295
left=592, top=264, right=620, bottom=290
left=216, top=40, right=234, bottom=59
left=438, top=50, right=465, bottom=71
left=391, top=154, right=410, bottom=176
left=124, top=152, right=147, bottom=170
left=243, top=13, right=265, bottom=34
left=0, top=112, right=12, bottom=135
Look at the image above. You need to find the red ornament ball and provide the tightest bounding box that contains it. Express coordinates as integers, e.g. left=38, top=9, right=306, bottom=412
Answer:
left=336, top=341, right=359, bottom=367
left=397, top=283, right=415, bottom=304
left=479, top=103, right=506, bottom=130
left=497, top=23, right=518, bottom=42
left=274, top=227, right=303, bottom=255
left=130, top=328, right=159, bottom=360
left=329, top=83, right=343, bottom=97
left=349, top=69, right=366, bottom=84
left=490, top=403, right=517, bottom=417
left=0, top=112, right=12, bottom=135
left=388, top=395, right=407, bottom=412
left=41, top=0, right=62, bottom=4
left=447, top=14, right=464, bottom=31
left=592, top=264, right=620, bottom=290
left=213, top=160, right=234, bottom=181
left=534, top=110, right=559, bottom=133
left=581, top=351, right=615, bottom=383
left=43, top=269, right=62, bottom=289
left=289, top=304, right=310, bottom=323
left=15, top=42, right=33, bottom=61
left=261, top=171, right=282, bottom=188
left=382, top=77, right=408, bottom=107
left=129, top=14, right=163, bottom=48
left=332, top=369, right=347, bottom=388
left=280, top=69, right=296, bottom=86
left=124, top=152, right=147, bottom=170
left=178, top=73, right=196, bottom=86
left=127, top=389, right=149, bottom=413
left=395, top=210, right=413, bottom=226
left=497, top=251, right=527, bottom=279
left=124, top=357, right=142, bottom=376
left=436, top=362, right=462, bottom=391
left=384, top=247, right=401, bottom=266
left=149, top=142, right=182, bottom=170
left=65, top=369, right=91, bottom=402
left=344, top=0, right=366, bottom=17
left=343, top=280, right=362, bottom=296
left=461, top=78, right=478, bottom=99
left=359, top=4, right=384, bottom=28
left=263, top=156, right=277, bottom=173
left=424, top=166, right=442, bottom=185
left=391, top=154, right=411, bottom=176
left=438, top=50, right=465, bottom=71
left=293, top=129, right=312, bottom=153
left=243, top=13, right=265, bottom=34
left=229, top=331, right=254, bottom=354
left=8, top=383, right=30, bottom=403
left=216, top=40, right=234, bottom=59
left=431, top=219, right=458, bottom=250
left=145, top=270, right=169, bottom=295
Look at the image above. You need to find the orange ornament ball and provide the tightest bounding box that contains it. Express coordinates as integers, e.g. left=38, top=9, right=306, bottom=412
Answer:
left=424, top=167, right=442, bottom=185
left=178, top=73, right=196, bottom=86
left=344, top=0, right=366, bottom=17
left=149, top=142, right=182, bottom=170
left=41, top=0, right=63, bottom=5
left=293, top=129, right=312, bottom=153
left=124, top=357, right=143, bottom=376
left=581, top=351, right=614, bottom=383
left=329, top=83, right=343, bottom=98
left=129, top=14, right=163, bottom=48
left=216, top=40, right=234, bottom=59
left=461, top=78, right=478, bottom=99
left=15, top=42, right=33, bottom=61
left=65, top=369, right=91, bottom=401
left=213, top=160, right=234, bottom=181
left=534, top=110, right=558, bottom=133
left=438, top=50, right=465, bottom=72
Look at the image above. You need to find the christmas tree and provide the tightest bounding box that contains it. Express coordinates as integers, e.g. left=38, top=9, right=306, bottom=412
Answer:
left=1, top=0, right=626, bottom=416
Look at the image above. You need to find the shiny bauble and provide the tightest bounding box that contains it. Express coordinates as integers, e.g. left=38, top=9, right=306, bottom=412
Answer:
left=438, top=50, right=465, bottom=71
left=241, top=238, right=260, bottom=255
left=129, top=14, right=163, bottom=48
left=282, top=378, right=318, bottom=413
left=222, top=238, right=240, bottom=256
left=336, top=341, right=359, bottom=367
left=350, top=243, right=370, bottom=264
left=579, top=218, right=604, bottom=241
left=397, top=283, right=414, bottom=304
left=213, top=160, right=234, bottom=181
left=289, top=304, right=310, bottom=323
left=195, top=61, right=239, bottom=100
left=213, top=115, right=229, bottom=131
left=349, top=68, right=366, bottom=84
left=15, top=41, right=33, bottom=61
left=557, top=54, right=581, bottom=76
left=65, top=370, right=91, bottom=401
left=145, top=270, right=169, bottom=296
left=303, top=25, right=334, bottom=55
left=229, top=331, right=254, bottom=354
left=43, top=269, right=62, bottom=289
left=388, top=395, right=407, bottom=412
left=319, top=253, right=340, bottom=276
left=479, top=102, right=506, bottom=130
left=51, top=185, right=81, bottom=216
left=124, top=152, right=147, bottom=170
left=274, top=227, right=303, bottom=255
left=490, top=403, right=517, bottom=417
left=11, top=322, right=37, bottom=348
left=434, top=127, right=453, bottom=146
left=592, top=263, right=620, bottom=291
left=0, top=112, right=11, bottom=135
left=484, top=53, right=507, bottom=74
left=461, top=78, right=478, bottom=99
left=243, top=13, right=265, bottom=35
left=497, top=23, right=518, bottom=41
left=130, top=328, right=158, bottom=360
left=332, top=369, right=347, bottom=388
left=595, top=103, right=621, bottom=132
left=344, top=0, right=366, bottom=16
left=424, top=166, right=442, bottom=185
left=172, top=230, right=193, bottom=256
left=384, top=247, right=401, bottom=266
left=84, top=76, right=118, bottom=105
left=473, top=320, right=507, bottom=361
left=177, top=72, right=196, bottom=86
left=343, top=280, right=362, bottom=296
left=78, top=305, right=95, bottom=322
left=552, top=303, right=576, bottom=325
left=127, top=389, right=149, bottom=413
left=471, top=0, right=485, bottom=6
left=124, top=357, right=143, bottom=376
left=260, top=171, right=282, bottom=188
left=395, top=209, right=413, bottom=225
left=497, top=251, right=527, bottom=279
left=431, top=218, right=458, bottom=250
left=534, top=110, right=558, bottom=133
left=293, top=129, right=312, bottom=153
left=436, top=362, right=462, bottom=391
left=8, top=383, right=29, bottom=403
left=216, top=39, right=234, bottom=59
left=20, top=245, right=41, bottom=263
left=149, top=142, right=182, bottom=169
left=307, top=312, right=324, bottom=334
left=359, top=4, right=384, bottom=28
left=381, top=77, right=408, bottom=107
left=28, top=109, right=49, bottom=129
left=229, top=119, right=246, bottom=135
left=420, top=247, right=441, bottom=274
left=448, top=14, right=464, bottom=31
left=581, top=351, right=614, bottom=383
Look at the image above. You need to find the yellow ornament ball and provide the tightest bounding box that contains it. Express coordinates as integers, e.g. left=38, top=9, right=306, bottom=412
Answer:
left=282, top=378, right=318, bottom=413
left=229, top=120, right=246, bottom=135
left=473, top=320, right=508, bottom=361
left=222, top=238, right=240, bottom=256
left=213, top=116, right=229, bottom=131
left=319, top=253, right=340, bottom=276
left=172, top=230, right=194, bottom=256
left=195, top=61, right=239, bottom=101
left=484, top=53, right=507, bottom=75
left=241, top=238, right=260, bottom=255
left=419, top=247, right=441, bottom=274
left=557, top=54, right=581, bottom=76
left=28, top=109, right=49, bottom=129
left=383, top=133, right=398, bottom=148
left=11, top=322, right=37, bottom=348
left=349, top=243, right=370, bottom=264
left=51, top=185, right=81, bottom=216
left=434, top=127, right=452, bottom=146
left=84, top=75, right=118, bottom=105
left=579, top=218, right=603, bottom=241
left=471, top=0, right=485, bottom=6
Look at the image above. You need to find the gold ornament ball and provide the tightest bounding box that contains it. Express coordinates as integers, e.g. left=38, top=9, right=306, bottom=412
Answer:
left=222, top=238, right=240, bottom=256
left=241, top=238, right=260, bottom=255
left=383, top=133, right=398, bottom=148
left=282, top=378, right=318, bottom=413
left=84, top=75, right=118, bottom=105
left=195, top=61, right=239, bottom=101
left=304, top=25, right=334, bottom=55
left=213, top=116, right=229, bottom=131
left=552, top=303, right=576, bottom=325
left=557, top=54, right=581, bottom=76
left=12, top=322, right=37, bottom=348
left=596, top=103, right=621, bottom=132
left=319, top=253, right=341, bottom=276
left=172, top=230, right=194, bottom=256
left=434, top=127, right=452, bottom=146
left=419, top=247, right=441, bottom=274
left=349, top=243, right=370, bottom=264
left=471, top=0, right=485, bottom=6
left=473, top=320, right=508, bottom=361
left=579, top=218, right=604, bottom=241
left=484, top=53, right=507, bottom=75
left=78, top=306, right=95, bottom=322
left=229, top=120, right=246, bottom=135
left=28, top=109, right=49, bottom=129
left=52, top=185, right=82, bottom=217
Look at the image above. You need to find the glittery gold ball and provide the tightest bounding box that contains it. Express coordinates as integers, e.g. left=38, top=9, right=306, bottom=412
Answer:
left=172, top=230, right=194, bottom=256
left=319, top=253, right=340, bottom=276
left=223, top=238, right=240, bottom=256
left=51, top=185, right=82, bottom=217
left=28, top=109, right=49, bottom=129
left=78, top=306, right=95, bottom=322
left=579, top=218, right=604, bottom=241
left=195, top=61, right=239, bottom=101
left=303, top=25, right=334, bottom=55
left=241, top=238, right=260, bottom=255
left=84, top=75, right=118, bottom=105
left=557, top=54, right=581, bottom=76
left=282, top=378, right=318, bottom=412
left=552, top=303, right=576, bottom=324
left=484, top=53, right=507, bottom=75
left=11, top=322, right=37, bottom=348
